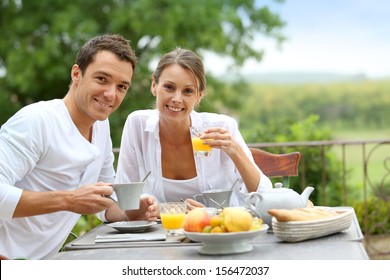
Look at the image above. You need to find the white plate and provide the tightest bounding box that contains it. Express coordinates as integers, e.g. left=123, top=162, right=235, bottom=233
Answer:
left=107, top=221, right=158, bottom=233
left=184, top=224, right=269, bottom=255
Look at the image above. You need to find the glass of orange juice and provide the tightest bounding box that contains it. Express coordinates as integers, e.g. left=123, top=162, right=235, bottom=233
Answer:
left=190, top=126, right=212, bottom=157
left=159, top=202, right=186, bottom=239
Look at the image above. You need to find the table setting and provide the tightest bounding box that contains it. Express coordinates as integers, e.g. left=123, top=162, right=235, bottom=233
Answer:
left=54, top=202, right=367, bottom=260
left=53, top=181, right=367, bottom=260
left=63, top=203, right=361, bottom=251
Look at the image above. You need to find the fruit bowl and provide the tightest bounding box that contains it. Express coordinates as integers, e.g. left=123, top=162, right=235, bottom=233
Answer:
left=184, top=224, right=269, bottom=255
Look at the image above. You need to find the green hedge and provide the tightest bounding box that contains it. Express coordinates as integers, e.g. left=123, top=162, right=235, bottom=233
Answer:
left=353, top=197, right=390, bottom=235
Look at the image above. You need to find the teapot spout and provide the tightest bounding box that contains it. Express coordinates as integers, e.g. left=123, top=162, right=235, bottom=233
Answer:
left=300, top=186, right=315, bottom=204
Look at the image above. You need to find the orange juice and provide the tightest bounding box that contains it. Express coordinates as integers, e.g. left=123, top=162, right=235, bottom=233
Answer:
left=160, top=213, right=185, bottom=230
left=191, top=137, right=212, bottom=152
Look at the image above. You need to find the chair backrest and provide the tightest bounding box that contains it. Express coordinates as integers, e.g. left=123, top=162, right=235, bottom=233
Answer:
left=249, top=148, right=301, bottom=188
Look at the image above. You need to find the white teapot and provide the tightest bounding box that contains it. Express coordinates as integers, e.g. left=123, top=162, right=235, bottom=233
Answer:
left=245, top=183, right=314, bottom=229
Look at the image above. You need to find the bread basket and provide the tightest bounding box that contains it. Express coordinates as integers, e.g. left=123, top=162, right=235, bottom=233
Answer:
left=272, top=207, right=354, bottom=242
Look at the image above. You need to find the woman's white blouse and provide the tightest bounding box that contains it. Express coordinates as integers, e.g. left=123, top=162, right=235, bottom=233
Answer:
left=115, top=109, right=272, bottom=204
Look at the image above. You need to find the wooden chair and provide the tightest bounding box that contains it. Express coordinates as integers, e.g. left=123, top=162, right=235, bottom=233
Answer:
left=249, top=148, right=301, bottom=188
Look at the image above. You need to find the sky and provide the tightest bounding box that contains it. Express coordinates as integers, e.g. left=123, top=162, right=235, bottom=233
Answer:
left=206, top=0, right=390, bottom=79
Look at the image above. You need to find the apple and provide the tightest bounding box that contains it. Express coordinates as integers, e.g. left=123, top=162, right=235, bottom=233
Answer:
left=183, top=208, right=211, bottom=232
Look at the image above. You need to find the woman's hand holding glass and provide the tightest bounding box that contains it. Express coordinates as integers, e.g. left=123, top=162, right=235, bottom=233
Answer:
left=199, top=127, right=240, bottom=157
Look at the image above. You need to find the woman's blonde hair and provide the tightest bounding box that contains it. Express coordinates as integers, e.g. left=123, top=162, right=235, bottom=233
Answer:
left=152, top=47, right=206, bottom=96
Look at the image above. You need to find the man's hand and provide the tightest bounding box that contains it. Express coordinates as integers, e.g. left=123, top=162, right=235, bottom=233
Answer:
left=14, top=182, right=115, bottom=218
left=67, top=182, right=115, bottom=214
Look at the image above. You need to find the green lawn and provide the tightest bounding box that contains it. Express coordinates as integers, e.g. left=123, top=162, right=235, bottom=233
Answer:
left=333, top=129, right=390, bottom=141
left=332, top=129, right=390, bottom=201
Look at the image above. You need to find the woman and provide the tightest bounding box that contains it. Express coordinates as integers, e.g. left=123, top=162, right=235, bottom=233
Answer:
left=115, top=47, right=272, bottom=208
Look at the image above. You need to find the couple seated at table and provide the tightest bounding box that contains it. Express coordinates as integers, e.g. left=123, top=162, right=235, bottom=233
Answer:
left=0, top=34, right=270, bottom=260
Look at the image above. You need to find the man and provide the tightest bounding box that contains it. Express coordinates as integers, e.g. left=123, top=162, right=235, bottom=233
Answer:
left=0, top=34, right=158, bottom=259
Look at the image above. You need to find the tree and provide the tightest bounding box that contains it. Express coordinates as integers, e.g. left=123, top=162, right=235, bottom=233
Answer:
left=0, top=0, right=285, bottom=145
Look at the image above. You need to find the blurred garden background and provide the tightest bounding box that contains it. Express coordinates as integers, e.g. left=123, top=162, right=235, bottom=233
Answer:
left=1, top=0, right=389, bottom=258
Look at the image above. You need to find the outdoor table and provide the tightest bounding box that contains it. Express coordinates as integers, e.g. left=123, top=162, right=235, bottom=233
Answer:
left=46, top=207, right=369, bottom=260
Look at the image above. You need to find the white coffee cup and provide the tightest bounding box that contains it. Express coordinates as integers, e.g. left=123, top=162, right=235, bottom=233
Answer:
left=193, top=188, right=233, bottom=208
left=112, top=182, right=145, bottom=210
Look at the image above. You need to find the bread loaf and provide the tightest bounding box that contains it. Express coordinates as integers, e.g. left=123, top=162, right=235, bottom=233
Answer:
left=268, top=207, right=338, bottom=222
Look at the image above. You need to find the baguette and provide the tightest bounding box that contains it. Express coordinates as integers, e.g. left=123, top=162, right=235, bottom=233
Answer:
left=268, top=207, right=338, bottom=222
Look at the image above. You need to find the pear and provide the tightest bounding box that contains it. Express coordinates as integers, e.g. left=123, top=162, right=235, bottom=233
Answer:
left=222, top=207, right=253, bottom=232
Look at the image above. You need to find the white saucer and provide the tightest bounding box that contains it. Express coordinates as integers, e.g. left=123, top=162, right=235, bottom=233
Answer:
left=107, top=221, right=157, bottom=233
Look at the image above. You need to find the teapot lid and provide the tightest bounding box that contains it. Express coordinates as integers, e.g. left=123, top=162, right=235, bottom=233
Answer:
left=274, top=182, right=283, bottom=188
left=269, top=182, right=294, bottom=193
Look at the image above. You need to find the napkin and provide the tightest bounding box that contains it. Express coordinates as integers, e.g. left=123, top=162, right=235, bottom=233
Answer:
left=95, top=233, right=166, bottom=243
